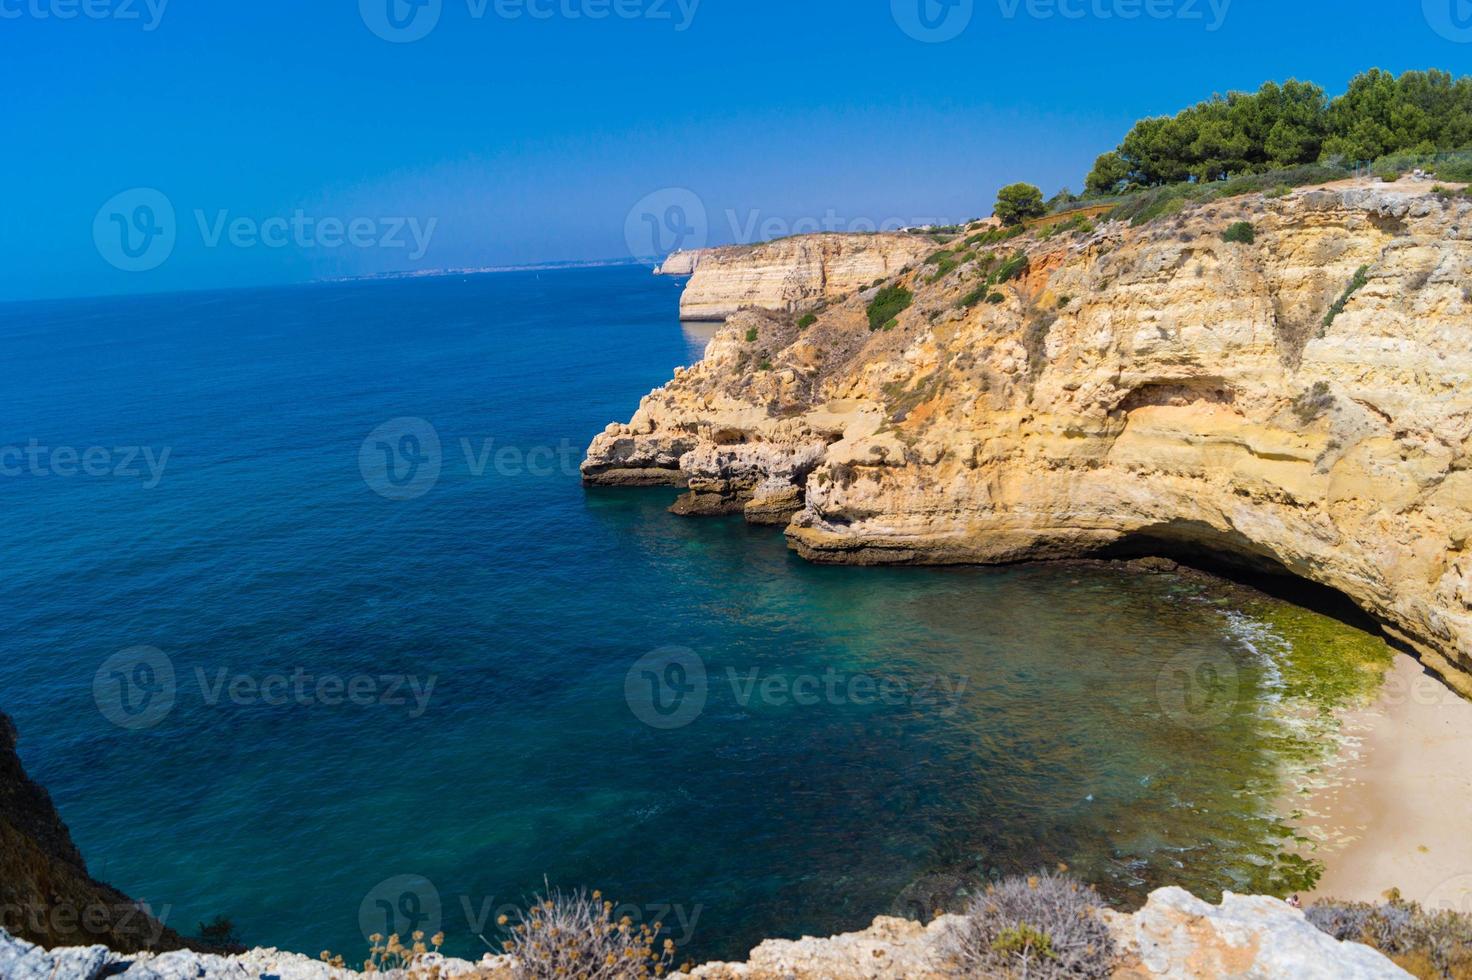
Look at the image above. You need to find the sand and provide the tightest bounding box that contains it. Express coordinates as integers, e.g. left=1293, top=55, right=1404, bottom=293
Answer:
left=1297, top=653, right=1472, bottom=915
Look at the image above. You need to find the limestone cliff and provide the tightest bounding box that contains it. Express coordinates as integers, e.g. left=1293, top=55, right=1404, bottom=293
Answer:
left=667, top=233, right=936, bottom=320
left=0, top=711, right=189, bottom=954
left=585, top=182, right=1472, bottom=697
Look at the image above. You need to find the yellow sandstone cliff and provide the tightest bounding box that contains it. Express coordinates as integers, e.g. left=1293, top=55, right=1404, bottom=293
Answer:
left=587, top=182, right=1472, bottom=697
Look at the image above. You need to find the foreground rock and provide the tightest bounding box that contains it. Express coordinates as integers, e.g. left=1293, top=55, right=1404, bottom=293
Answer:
left=3, top=889, right=1407, bottom=979
left=586, top=185, right=1472, bottom=697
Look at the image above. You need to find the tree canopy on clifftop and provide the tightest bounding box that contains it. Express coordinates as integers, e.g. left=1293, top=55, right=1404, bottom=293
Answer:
left=1085, top=68, right=1472, bottom=195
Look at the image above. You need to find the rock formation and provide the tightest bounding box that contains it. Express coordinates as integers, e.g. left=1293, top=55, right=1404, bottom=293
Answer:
left=585, top=183, right=1472, bottom=697
left=0, top=711, right=189, bottom=954
left=3, top=889, right=1409, bottom=978
left=663, top=233, right=937, bottom=320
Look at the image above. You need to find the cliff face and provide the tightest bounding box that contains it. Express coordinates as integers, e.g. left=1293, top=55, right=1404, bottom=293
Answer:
left=668, top=233, right=936, bottom=320
left=585, top=183, right=1472, bottom=696
left=0, top=711, right=187, bottom=953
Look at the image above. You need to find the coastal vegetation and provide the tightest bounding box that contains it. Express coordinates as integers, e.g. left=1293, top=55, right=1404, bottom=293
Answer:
left=867, top=284, right=913, bottom=331
left=994, top=182, right=1047, bottom=226
left=946, top=872, right=1117, bottom=979
left=1309, top=891, right=1472, bottom=979
left=1084, top=69, right=1472, bottom=194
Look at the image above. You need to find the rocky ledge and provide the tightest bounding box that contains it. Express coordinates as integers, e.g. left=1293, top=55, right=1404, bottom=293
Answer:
left=2, top=889, right=1410, bottom=978
left=656, top=233, right=937, bottom=320
left=585, top=184, right=1472, bottom=697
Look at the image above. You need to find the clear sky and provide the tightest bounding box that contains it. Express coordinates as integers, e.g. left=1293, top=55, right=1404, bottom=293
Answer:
left=2, top=0, right=1467, bottom=301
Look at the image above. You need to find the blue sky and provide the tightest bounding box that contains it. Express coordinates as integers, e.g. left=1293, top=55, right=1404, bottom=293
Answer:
left=1, top=0, right=1467, bottom=301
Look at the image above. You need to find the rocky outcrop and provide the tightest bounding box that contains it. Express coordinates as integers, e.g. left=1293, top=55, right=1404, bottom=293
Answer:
left=0, top=928, right=507, bottom=979
left=656, top=249, right=714, bottom=276
left=672, top=233, right=936, bottom=320
left=673, top=889, right=1406, bottom=979
left=0, top=711, right=190, bottom=954
left=585, top=184, right=1472, bottom=697
left=4, top=890, right=1408, bottom=979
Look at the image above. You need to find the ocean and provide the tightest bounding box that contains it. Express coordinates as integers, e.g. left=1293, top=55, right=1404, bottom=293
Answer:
left=0, top=265, right=1388, bottom=963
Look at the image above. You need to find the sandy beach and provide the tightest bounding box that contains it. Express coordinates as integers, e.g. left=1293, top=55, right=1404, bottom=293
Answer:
left=1300, top=653, right=1472, bottom=914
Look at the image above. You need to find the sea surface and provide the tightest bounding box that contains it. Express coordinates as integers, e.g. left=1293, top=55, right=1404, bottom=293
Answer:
left=0, top=266, right=1390, bottom=964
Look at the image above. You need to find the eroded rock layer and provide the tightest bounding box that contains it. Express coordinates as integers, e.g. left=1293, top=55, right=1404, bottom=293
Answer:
left=669, top=233, right=936, bottom=320
left=586, top=184, right=1472, bottom=696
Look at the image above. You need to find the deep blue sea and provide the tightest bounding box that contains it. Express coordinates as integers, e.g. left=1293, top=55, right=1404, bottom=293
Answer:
left=0, top=266, right=1382, bottom=964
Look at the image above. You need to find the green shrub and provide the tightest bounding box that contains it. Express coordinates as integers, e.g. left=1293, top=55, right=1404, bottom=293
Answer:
left=1221, top=221, right=1256, bottom=244
left=927, top=258, right=959, bottom=282
left=867, top=285, right=913, bottom=331
left=945, top=873, right=1117, bottom=980
left=1323, top=265, right=1370, bottom=329
left=1056, top=294, right=1073, bottom=308
left=757, top=359, right=773, bottom=371
left=959, top=285, right=990, bottom=308
left=985, top=291, right=1006, bottom=304
left=925, top=248, right=955, bottom=266
left=995, top=252, right=1029, bottom=284
left=500, top=886, right=678, bottom=980
left=995, top=183, right=1047, bottom=226
left=796, top=313, right=817, bottom=330
left=744, top=326, right=758, bottom=342
left=1377, top=169, right=1402, bottom=183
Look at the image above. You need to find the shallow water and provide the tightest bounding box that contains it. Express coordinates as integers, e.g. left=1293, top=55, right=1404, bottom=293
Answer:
left=0, top=266, right=1389, bottom=963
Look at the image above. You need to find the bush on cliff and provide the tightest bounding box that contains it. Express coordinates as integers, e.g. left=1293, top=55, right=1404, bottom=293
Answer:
left=995, top=183, right=1047, bottom=226
left=946, top=872, right=1117, bottom=979
left=1221, top=221, right=1257, bottom=244
left=1308, top=892, right=1472, bottom=979
left=499, top=885, right=681, bottom=980
left=867, top=285, right=913, bottom=331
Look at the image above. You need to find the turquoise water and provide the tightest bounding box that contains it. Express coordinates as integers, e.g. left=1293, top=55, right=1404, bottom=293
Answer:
left=0, top=267, right=1377, bottom=964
